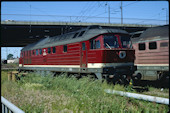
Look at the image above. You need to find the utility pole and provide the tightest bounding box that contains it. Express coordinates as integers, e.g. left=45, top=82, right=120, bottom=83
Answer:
left=6, top=47, right=8, bottom=60
left=162, top=8, right=168, bottom=24
left=70, top=16, right=71, bottom=23
left=108, top=4, right=110, bottom=24
left=120, top=1, right=123, bottom=24
left=29, top=4, right=32, bottom=33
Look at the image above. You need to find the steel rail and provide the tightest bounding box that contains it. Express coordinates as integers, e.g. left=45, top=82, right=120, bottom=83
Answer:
left=1, top=96, right=25, bottom=113
left=104, top=89, right=169, bottom=105
left=1, top=68, right=18, bottom=70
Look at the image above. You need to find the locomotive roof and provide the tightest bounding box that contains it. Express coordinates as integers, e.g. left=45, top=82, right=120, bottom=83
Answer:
left=21, top=25, right=129, bottom=51
left=132, top=25, right=169, bottom=44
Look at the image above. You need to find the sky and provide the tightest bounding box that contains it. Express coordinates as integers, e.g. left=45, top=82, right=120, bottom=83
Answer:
left=1, top=1, right=169, bottom=60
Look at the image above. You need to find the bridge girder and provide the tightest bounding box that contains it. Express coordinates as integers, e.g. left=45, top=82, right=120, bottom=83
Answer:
left=1, top=21, right=156, bottom=47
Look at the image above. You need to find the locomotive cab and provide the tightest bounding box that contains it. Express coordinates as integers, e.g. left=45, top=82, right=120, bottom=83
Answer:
left=89, top=33, right=136, bottom=85
left=103, top=33, right=132, bottom=49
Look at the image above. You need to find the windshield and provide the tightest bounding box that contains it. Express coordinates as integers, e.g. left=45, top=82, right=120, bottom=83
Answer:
left=103, top=34, right=132, bottom=49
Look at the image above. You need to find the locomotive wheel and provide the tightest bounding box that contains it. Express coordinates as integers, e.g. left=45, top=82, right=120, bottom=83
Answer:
left=87, top=74, right=97, bottom=80
left=75, top=74, right=82, bottom=79
left=158, top=72, right=169, bottom=88
left=118, top=75, right=130, bottom=86
left=106, top=74, right=119, bottom=85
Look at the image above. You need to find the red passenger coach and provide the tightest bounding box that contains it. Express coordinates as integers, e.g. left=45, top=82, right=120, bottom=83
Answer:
left=19, top=25, right=136, bottom=84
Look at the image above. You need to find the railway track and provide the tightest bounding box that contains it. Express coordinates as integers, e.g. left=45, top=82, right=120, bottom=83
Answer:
left=1, top=68, right=18, bottom=70
left=3, top=68, right=168, bottom=88
left=133, top=79, right=169, bottom=88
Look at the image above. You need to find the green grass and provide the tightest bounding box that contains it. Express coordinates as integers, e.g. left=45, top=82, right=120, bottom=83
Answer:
left=1, top=71, right=169, bottom=113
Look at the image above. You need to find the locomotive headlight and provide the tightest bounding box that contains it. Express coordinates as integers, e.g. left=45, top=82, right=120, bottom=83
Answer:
left=119, top=51, right=126, bottom=59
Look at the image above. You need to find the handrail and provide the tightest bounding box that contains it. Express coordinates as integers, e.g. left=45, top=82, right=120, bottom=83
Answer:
left=1, top=96, right=25, bottom=113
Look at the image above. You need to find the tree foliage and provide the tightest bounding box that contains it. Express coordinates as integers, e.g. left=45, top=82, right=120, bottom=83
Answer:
left=7, top=54, right=14, bottom=60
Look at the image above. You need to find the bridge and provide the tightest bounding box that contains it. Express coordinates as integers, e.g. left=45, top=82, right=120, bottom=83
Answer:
left=1, top=21, right=158, bottom=47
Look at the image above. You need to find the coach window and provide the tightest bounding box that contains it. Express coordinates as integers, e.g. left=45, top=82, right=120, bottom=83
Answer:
left=139, top=43, right=145, bottom=50
left=63, top=45, right=67, bottom=52
left=52, top=47, right=56, bottom=53
left=160, top=42, right=168, bottom=47
left=149, top=42, right=157, bottom=50
left=39, top=49, right=42, bottom=55
left=48, top=48, right=51, bottom=54
left=36, top=49, right=39, bottom=55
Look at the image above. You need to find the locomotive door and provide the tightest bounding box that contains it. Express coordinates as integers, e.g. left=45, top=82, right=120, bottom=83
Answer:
left=42, top=48, right=47, bottom=65
left=81, top=42, right=87, bottom=68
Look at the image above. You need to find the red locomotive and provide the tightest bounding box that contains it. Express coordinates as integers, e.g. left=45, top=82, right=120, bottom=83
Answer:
left=132, top=25, right=169, bottom=85
left=19, top=25, right=136, bottom=84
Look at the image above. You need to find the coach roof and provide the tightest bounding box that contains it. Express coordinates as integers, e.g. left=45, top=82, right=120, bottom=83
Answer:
left=22, top=25, right=129, bottom=51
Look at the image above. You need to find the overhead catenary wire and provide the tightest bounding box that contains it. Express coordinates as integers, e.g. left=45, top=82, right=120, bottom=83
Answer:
left=25, top=2, right=58, bottom=20
left=74, top=2, right=95, bottom=22
left=136, top=10, right=168, bottom=24
left=82, top=2, right=103, bottom=22
left=29, top=4, right=31, bottom=33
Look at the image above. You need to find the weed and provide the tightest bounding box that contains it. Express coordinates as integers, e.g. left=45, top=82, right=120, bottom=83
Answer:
left=1, top=71, right=169, bottom=113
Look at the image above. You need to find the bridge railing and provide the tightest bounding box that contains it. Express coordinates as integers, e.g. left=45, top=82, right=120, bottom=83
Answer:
left=1, top=96, right=25, bottom=113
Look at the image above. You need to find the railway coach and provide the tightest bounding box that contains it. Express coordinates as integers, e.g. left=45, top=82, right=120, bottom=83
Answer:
left=132, top=25, right=169, bottom=85
left=19, top=25, right=136, bottom=85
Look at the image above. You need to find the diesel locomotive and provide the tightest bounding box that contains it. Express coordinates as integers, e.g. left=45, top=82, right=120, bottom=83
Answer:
left=19, top=25, right=136, bottom=84
left=132, top=25, right=169, bottom=85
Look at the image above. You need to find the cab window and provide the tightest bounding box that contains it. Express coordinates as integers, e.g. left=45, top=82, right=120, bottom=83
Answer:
left=149, top=42, right=157, bottom=50
left=104, top=35, right=119, bottom=48
left=103, top=34, right=131, bottom=49
left=160, top=42, right=168, bottom=47
left=139, top=43, right=145, bottom=50
left=90, top=40, right=101, bottom=49
left=96, top=40, right=100, bottom=49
